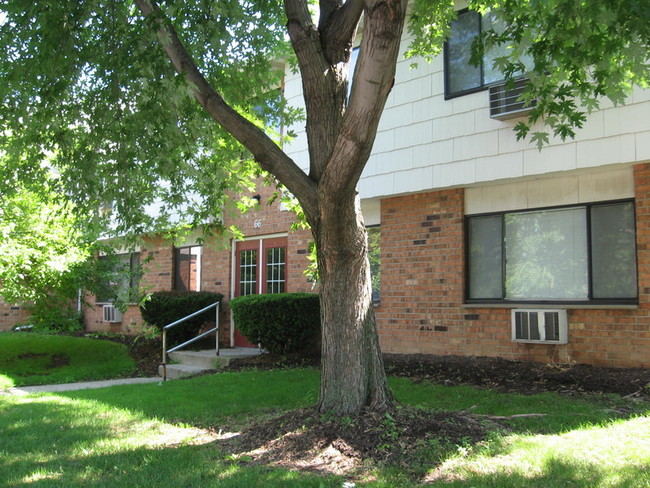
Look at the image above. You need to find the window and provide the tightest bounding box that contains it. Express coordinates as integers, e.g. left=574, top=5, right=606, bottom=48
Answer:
left=367, top=226, right=381, bottom=303
left=466, top=201, right=637, bottom=304
left=239, top=248, right=257, bottom=296
left=445, top=9, right=530, bottom=98
left=97, top=252, right=140, bottom=303
left=174, top=246, right=202, bottom=291
left=265, top=246, right=286, bottom=294
left=235, top=237, right=288, bottom=296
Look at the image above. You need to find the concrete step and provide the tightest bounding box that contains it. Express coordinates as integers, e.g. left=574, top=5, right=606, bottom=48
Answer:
left=158, top=363, right=212, bottom=380
left=168, top=350, right=231, bottom=369
left=160, top=347, right=262, bottom=380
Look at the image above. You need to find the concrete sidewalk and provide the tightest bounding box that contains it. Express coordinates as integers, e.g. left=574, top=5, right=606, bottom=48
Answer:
left=2, top=377, right=161, bottom=396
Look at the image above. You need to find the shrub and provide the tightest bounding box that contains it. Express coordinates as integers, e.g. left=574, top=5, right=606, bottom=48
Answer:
left=139, top=291, right=223, bottom=346
left=229, top=293, right=320, bottom=355
left=23, top=297, right=84, bottom=333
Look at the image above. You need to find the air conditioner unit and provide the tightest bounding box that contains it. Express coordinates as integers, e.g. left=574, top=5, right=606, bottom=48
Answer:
left=103, top=304, right=123, bottom=323
left=511, top=309, right=567, bottom=344
left=489, top=78, right=536, bottom=120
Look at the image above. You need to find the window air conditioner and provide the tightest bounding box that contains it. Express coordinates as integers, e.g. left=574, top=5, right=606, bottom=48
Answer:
left=511, top=309, right=567, bottom=344
left=489, top=78, right=535, bottom=120
left=103, top=304, right=123, bottom=323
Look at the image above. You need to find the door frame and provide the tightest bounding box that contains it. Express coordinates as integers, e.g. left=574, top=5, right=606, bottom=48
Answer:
left=229, top=233, right=288, bottom=347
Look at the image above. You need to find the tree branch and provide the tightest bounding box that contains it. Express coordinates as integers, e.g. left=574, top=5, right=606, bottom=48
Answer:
left=284, top=0, right=345, bottom=184
left=322, top=0, right=408, bottom=195
left=319, top=0, right=364, bottom=64
left=133, top=0, right=318, bottom=219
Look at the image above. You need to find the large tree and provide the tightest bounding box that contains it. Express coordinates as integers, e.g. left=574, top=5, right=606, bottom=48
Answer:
left=0, top=0, right=647, bottom=413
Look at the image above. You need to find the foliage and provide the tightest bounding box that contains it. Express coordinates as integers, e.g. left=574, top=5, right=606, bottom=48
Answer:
left=22, top=298, right=84, bottom=333
left=0, top=0, right=298, bottom=238
left=0, top=181, right=95, bottom=305
left=0, top=332, right=135, bottom=387
left=230, top=293, right=320, bottom=355
left=139, top=291, right=223, bottom=346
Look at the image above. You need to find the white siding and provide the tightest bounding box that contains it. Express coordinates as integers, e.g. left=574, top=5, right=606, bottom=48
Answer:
left=282, top=28, right=650, bottom=202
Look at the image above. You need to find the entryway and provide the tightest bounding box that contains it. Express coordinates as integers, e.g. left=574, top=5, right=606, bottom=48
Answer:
left=232, top=235, right=287, bottom=347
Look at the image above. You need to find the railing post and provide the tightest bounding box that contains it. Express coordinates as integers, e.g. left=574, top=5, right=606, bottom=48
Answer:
left=162, top=328, right=167, bottom=382
left=215, top=302, right=220, bottom=356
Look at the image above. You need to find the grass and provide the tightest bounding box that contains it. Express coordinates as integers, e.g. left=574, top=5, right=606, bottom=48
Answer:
left=1, top=368, right=648, bottom=487
left=0, top=332, right=136, bottom=389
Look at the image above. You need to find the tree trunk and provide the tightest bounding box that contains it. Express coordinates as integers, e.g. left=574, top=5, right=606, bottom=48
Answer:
left=314, top=190, right=393, bottom=414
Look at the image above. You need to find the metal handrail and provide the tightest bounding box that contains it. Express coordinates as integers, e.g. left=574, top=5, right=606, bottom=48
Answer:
left=160, top=301, right=220, bottom=381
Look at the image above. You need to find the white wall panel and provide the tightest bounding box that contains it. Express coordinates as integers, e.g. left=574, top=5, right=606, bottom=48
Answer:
left=279, top=24, right=649, bottom=202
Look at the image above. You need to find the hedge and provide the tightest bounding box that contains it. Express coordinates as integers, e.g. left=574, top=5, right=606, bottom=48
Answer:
left=229, top=293, right=320, bottom=355
left=140, top=291, right=223, bottom=346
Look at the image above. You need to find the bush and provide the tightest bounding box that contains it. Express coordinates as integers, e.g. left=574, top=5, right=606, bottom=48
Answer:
left=24, top=298, right=84, bottom=333
left=230, top=293, right=320, bottom=355
left=139, top=291, right=223, bottom=346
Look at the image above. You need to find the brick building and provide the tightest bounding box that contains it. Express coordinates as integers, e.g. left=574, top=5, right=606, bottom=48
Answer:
left=3, top=1, right=649, bottom=369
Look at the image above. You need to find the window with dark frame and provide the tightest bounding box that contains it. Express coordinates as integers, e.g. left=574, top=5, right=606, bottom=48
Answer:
left=367, top=226, right=381, bottom=303
left=466, top=201, right=638, bottom=304
left=96, top=252, right=141, bottom=303
left=173, top=246, right=202, bottom=292
left=444, top=9, right=530, bottom=99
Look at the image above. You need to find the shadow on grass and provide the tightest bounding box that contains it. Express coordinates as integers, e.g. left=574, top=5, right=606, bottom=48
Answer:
left=2, top=398, right=647, bottom=488
left=425, top=456, right=650, bottom=488
left=3, top=371, right=648, bottom=488
left=57, top=369, right=321, bottom=428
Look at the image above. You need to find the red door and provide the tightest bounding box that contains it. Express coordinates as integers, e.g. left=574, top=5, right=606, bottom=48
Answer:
left=234, top=237, right=287, bottom=347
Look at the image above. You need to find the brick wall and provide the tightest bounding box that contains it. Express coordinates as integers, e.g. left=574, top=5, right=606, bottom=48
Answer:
left=208, top=180, right=315, bottom=345
left=0, top=302, right=31, bottom=331
left=83, top=235, right=174, bottom=334
left=83, top=180, right=314, bottom=341
left=377, top=163, right=650, bottom=369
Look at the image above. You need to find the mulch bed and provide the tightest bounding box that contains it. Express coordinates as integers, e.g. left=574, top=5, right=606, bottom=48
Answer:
left=99, top=332, right=650, bottom=400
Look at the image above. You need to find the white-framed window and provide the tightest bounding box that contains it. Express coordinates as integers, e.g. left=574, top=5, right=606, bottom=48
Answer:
left=466, top=200, right=638, bottom=304
left=444, top=9, right=531, bottom=98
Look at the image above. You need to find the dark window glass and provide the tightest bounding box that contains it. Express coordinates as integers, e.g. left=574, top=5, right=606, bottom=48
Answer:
left=445, top=10, right=532, bottom=98
left=97, top=252, right=140, bottom=303
left=174, top=246, right=202, bottom=291
left=467, top=215, right=503, bottom=300
left=239, top=249, right=257, bottom=296
left=466, top=201, right=637, bottom=303
left=367, top=226, right=381, bottom=303
left=266, top=247, right=286, bottom=294
left=446, top=10, right=482, bottom=95
left=590, top=202, right=637, bottom=299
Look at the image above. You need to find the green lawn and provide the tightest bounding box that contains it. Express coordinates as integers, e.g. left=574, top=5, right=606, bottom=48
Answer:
left=1, top=368, right=648, bottom=487
left=0, top=332, right=136, bottom=389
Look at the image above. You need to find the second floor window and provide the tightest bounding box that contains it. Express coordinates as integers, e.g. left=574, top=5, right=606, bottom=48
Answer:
left=445, top=10, right=530, bottom=99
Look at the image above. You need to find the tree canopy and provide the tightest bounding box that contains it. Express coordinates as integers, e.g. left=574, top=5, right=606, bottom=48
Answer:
left=0, top=0, right=647, bottom=234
